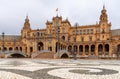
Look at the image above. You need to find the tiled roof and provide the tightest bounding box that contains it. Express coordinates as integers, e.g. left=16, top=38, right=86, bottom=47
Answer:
left=111, top=29, right=120, bottom=36
left=0, top=35, right=21, bottom=41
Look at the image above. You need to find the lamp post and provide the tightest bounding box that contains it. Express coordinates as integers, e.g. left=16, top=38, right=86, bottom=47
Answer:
left=36, top=29, right=39, bottom=52
left=56, top=21, right=60, bottom=58
left=2, top=32, right=4, bottom=52
left=74, top=23, right=79, bottom=60
left=13, top=36, right=16, bottom=52
left=68, top=37, right=70, bottom=52
left=1, top=32, right=5, bottom=58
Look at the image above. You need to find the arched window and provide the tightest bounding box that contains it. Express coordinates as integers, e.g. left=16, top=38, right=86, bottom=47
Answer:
left=9, top=47, right=13, bottom=51
left=62, top=36, right=65, bottom=41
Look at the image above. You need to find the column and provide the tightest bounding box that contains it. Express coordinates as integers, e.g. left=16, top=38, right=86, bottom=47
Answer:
left=83, top=45, right=85, bottom=56
left=95, top=44, right=98, bottom=56
left=78, top=45, right=80, bottom=55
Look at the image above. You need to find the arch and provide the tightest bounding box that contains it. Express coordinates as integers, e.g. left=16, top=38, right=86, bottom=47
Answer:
left=15, top=47, right=18, bottom=50
left=105, top=44, right=109, bottom=55
left=38, top=42, right=44, bottom=51
left=4, top=47, right=7, bottom=51
left=85, top=45, right=89, bottom=55
left=62, top=36, right=65, bottom=41
left=74, top=45, right=78, bottom=53
left=79, top=45, right=83, bottom=55
left=98, top=44, right=103, bottom=55
left=105, top=44, right=109, bottom=52
left=91, top=45, right=95, bottom=55
left=116, top=44, right=120, bottom=58
left=117, top=44, right=120, bottom=52
left=68, top=45, right=72, bottom=52
left=91, top=45, right=95, bottom=52
left=8, top=54, right=25, bottom=58
left=61, top=53, right=69, bottom=58
left=9, top=47, right=13, bottom=51
left=20, top=47, right=22, bottom=51
left=6, top=52, right=27, bottom=58
left=48, top=47, right=52, bottom=51
left=30, top=47, right=33, bottom=52
left=59, top=50, right=70, bottom=58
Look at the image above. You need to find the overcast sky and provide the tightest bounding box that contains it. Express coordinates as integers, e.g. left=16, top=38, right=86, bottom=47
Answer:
left=0, top=0, right=120, bottom=35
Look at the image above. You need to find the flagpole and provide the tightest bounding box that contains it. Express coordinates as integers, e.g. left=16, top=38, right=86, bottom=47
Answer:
left=56, top=8, right=58, bottom=16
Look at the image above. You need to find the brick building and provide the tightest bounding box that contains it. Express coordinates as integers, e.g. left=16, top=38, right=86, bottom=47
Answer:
left=0, top=6, right=120, bottom=59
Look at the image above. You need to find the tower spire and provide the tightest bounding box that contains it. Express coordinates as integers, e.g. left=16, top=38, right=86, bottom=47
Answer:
left=99, top=5, right=108, bottom=23
left=103, top=4, right=105, bottom=10
left=23, top=15, right=31, bottom=30
left=25, top=15, right=29, bottom=22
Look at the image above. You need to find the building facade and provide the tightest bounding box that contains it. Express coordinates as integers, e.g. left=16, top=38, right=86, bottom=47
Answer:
left=0, top=6, right=120, bottom=58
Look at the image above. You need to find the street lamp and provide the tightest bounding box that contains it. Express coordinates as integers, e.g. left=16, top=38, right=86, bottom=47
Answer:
left=74, top=23, right=79, bottom=60
left=13, top=36, right=16, bottom=51
left=56, top=20, right=60, bottom=58
left=1, top=32, right=5, bottom=58
left=68, top=37, right=70, bottom=52
left=36, top=29, right=40, bottom=51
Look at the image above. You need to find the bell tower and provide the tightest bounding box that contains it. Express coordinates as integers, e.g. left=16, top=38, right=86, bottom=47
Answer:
left=21, top=16, right=31, bottom=38
left=99, top=5, right=108, bottom=23
left=99, top=5, right=111, bottom=41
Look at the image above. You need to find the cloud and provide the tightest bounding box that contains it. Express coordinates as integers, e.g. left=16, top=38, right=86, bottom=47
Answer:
left=0, top=0, right=120, bottom=34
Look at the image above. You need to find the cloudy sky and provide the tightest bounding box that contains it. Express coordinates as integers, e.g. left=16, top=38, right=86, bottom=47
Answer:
left=0, top=0, right=119, bottom=35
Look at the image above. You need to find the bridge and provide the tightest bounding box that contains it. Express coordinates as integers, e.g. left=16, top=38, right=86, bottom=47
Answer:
left=3, top=51, right=28, bottom=58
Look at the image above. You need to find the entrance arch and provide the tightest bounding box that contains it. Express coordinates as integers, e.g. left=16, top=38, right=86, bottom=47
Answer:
left=91, top=45, right=95, bottom=55
left=98, top=44, right=103, bottom=55
left=117, top=44, right=120, bottom=52
left=79, top=45, right=83, bottom=55
left=85, top=45, right=89, bottom=55
left=61, top=53, right=69, bottom=58
left=117, top=44, right=120, bottom=57
left=105, top=44, right=109, bottom=55
left=9, top=53, right=25, bottom=58
left=38, top=42, right=44, bottom=51
left=9, top=47, right=13, bottom=51
left=4, top=47, right=7, bottom=51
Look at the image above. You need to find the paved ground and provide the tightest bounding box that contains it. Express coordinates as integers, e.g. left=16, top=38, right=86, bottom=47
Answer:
left=0, top=59, right=120, bottom=79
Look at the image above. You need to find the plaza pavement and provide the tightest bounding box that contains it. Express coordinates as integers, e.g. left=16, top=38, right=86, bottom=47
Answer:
left=0, top=59, right=120, bottom=79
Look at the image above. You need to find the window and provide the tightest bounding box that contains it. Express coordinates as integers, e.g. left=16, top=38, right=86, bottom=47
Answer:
left=102, top=28, right=105, bottom=33
left=97, top=28, right=100, bottom=33
left=91, top=29, right=93, bottom=34
left=62, top=28, right=65, bottom=33
left=83, top=30, right=86, bottom=34
left=103, top=35, right=104, bottom=39
left=89, top=36, right=92, bottom=41
left=76, top=30, right=79, bottom=34
left=80, top=30, right=82, bottom=34
left=73, top=30, right=75, bottom=34
left=48, top=47, right=52, bottom=51
left=81, top=37, right=84, bottom=42
left=87, top=29, right=89, bottom=34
